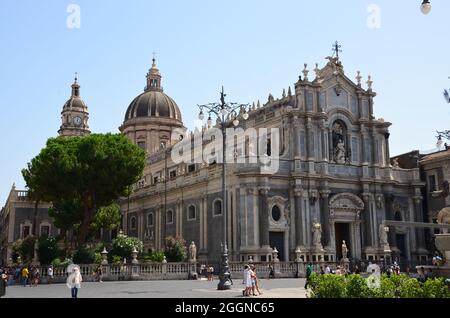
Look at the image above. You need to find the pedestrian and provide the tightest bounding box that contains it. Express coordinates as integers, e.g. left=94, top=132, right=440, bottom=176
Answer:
left=242, top=265, right=253, bottom=296
left=0, top=269, right=8, bottom=298
left=94, top=265, right=103, bottom=282
left=354, top=265, right=360, bottom=275
left=325, top=264, right=331, bottom=274
left=67, top=266, right=82, bottom=299
left=268, top=264, right=275, bottom=279
left=319, top=266, right=325, bottom=275
left=21, top=266, right=29, bottom=287
left=33, top=267, right=40, bottom=287
left=250, top=265, right=262, bottom=295
left=304, top=263, right=313, bottom=289
left=47, top=265, right=53, bottom=284
left=208, top=265, right=214, bottom=281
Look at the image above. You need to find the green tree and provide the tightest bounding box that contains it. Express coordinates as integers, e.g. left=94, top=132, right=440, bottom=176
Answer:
left=22, top=133, right=145, bottom=245
left=164, top=236, right=187, bottom=262
left=48, top=198, right=82, bottom=238
left=17, top=236, right=36, bottom=264
left=90, top=203, right=121, bottom=235
left=110, top=233, right=143, bottom=260
left=37, top=237, right=59, bottom=265
left=73, top=246, right=96, bottom=264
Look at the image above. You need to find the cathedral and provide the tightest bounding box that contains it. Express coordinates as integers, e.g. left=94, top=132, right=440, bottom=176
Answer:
left=0, top=53, right=430, bottom=267
left=118, top=55, right=429, bottom=265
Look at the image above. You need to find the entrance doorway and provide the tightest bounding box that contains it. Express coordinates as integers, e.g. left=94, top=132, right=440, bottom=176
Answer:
left=395, top=234, right=407, bottom=267
left=335, top=223, right=351, bottom=259
left=269, top=232, right=284, bottom=261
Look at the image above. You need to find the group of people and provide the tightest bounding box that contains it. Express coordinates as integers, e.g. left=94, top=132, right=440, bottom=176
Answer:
left=200, top=264, right=215, bottom=281
left=3, top=265, right=46, bottom=287
left=242, top=264, right=262, bottom=297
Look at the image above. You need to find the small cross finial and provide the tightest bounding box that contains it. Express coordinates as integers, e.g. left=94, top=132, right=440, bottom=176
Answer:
left=332, top=41, right=342, bottom=60
left=152, top=51, right=157, bottom=66
left=74, top=72, right=78, bottom=83
left=220, top=86, right=226, bottom=106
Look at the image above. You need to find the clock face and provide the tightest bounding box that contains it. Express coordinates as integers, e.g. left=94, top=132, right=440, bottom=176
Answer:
left=73, top=116, right=82, bottom=126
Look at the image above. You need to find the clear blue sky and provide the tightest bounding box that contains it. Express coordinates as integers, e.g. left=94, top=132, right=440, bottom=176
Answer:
left=1, top=0, right=449, bottom=205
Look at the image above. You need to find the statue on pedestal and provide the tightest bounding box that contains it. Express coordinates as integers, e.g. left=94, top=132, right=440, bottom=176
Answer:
left=189, top=241, right=197, bottom=262
left=341, top=240, right=348, bottom=260
left=312, top=221, right=322, bottom=247
left=379, top=223, right=389, bottom=246
left=334, top=139, right=346, bottom=164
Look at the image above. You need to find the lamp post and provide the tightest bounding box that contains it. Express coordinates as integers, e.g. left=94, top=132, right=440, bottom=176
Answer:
left=420, top=0, right=432, bottom=15
left=197, top=86, right=249, bottom=290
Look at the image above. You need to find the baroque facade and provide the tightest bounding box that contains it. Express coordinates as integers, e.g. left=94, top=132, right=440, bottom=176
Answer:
left=119, top=56, right=429, bottom=265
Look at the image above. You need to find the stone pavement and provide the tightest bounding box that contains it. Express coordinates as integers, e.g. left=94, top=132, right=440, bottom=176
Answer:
left=3, top=278, right=307, bottom=298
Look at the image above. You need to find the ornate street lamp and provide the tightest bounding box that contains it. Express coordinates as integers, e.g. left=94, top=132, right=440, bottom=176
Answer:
left=197, top=87, right=249, bottom=290
left=420, top=0, right=432, bottom=15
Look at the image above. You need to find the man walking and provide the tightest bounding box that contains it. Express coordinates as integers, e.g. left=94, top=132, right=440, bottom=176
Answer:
left=304, top=263, right=313, bottom=289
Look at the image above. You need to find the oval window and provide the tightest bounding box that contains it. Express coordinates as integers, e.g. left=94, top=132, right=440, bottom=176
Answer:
left=271, top=206, right=281, bottom=221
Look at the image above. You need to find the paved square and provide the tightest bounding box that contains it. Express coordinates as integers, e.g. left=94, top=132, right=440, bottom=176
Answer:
left=3, top=278, right=307, bottom=298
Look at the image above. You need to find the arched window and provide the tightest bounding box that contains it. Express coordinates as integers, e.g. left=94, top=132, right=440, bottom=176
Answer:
left=271, top=206, right=281, bottom=222
left=213, top=199, right=222, bottom=216
left=130, top=216, right=137, bottom=230
left=147, top=213, right=154, bottom=227
left=166, top=210, right=174, bottom=224
left=188, top=205, right=196, bottom=220
left=394, top=211, right=402, bottom=221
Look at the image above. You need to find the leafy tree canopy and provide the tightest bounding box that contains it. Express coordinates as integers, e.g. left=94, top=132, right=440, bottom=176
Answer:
left=22, top=134, right=145, bottom=245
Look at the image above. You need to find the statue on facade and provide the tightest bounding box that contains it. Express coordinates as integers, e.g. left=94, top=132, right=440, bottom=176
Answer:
left=334, top=139, right=346, bottom=164
left=432, top=181, right=450, bottom=232
left=341, top=240, right=348, bottom=260
left=379, top=223, right=389, bottom=246
left=392, top=158, right=400, bottom=168
left=312, top=221, right=322, bottom=247
left=189, top=241, right=197, bottom=262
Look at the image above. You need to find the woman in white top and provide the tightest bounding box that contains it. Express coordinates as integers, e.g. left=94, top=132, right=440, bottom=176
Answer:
left=67, top=266, right=82, bottom=298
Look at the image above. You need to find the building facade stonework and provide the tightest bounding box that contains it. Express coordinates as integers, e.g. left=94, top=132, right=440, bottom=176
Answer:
left=0, top=185, right=56, bottom=266
left=119, top=57, right=428, bottom=265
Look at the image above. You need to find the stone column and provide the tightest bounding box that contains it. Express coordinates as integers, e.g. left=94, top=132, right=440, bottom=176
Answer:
left=384, top=132, right=391, bottom=166
left=294, top=187, right=304, bottom=247
left=258, top=187, right=270, bottom=248
left=305, top=121, right=310, bottom=160
left=294, top=120, right=301, bottom=158
left=321, top=127, right=327, bottom=162
left=361, top=193, right=373, bottom=248
left=319, top=190, right=331, bottom=247
left=413, top=196, right=426, bottom=249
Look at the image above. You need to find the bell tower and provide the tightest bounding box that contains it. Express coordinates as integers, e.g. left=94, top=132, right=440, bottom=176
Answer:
left=58, top=74, right=90, bottom=137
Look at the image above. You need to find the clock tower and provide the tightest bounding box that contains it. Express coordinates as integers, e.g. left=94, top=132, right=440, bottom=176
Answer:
left=58, top=75, right=90, bottom=137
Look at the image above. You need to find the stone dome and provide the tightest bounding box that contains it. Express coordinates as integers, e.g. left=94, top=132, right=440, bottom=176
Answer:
left=124, top=90, right=182, bottom=121
left=123, top=58, right=182, bottom=123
